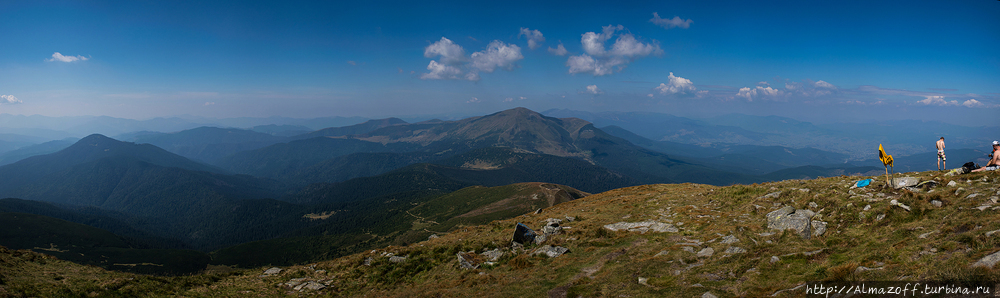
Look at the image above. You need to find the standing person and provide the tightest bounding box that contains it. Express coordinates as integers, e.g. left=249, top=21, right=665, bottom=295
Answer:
left=971, top=141, right=1000, bottom=172
left=936, top=137, right=946, bottom=171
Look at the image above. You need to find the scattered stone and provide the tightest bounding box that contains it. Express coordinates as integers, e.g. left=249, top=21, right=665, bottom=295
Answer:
left=457, top=252, right=481, bottom=269
left=725, top=247, right=747, bottom=254
left=986, top=229, right=1000, bottom=237
left=947, top=180, right=958, bottom=187
left=956, top=188, right=966, bottom=196
left=293, top=281, right=326, bottom=291
left=977, top=205, right=992, bottom=211
left=428, top=234, right=439, bottom=240
left=967, top=193, right=981, bottom=199
left=363, top=257, right=373, bottom=266
left=758, top=232, right=775, bottom=237
left=682, top=246, right=695, bottom=253
left=856, top=266, right=883, bottom=273
left=760, top=191, right=782, bottom=199
left=812, top=221, right=828, bottom=237
left=532, top=245, right=569, bottom=258
left=971, top=250, right=1000, bottom=268
left=702, top=291, right=718, bottom=298
left=893, top=177, right=921, bottom=189
left=638, top=277, right=649, bottom=286
left=916, top=180, right=939, bottom=189
left=534, top=234, right=547, bottom=245
left=808, top=202, right=819, bottom=209
left=389, top=256, right=406, bottom=263
left=721, top=235, right=739, bottom=244
left=482, top=248, right=503, bottom=262
left=863, top=205, right=872, bottom=211
left=890, top=199, right=911, bottom=212
left=655, top=250, right=670, bottom=257
left=697, top=247, right=714, bottom=258
left=876, top=214, right=886, bottom=221
left=564, top=216, right=576, bottom=222
left=803, top=249, right=826, bottom=256
left=799, top=188, right=811, bottom=193
left=603, top=221, right=678, bottom=233
left=261, top=267, right=282, bottom=277
left=919, top=231, right=936, bottom=239
left=766, top=206, right=814, bottom=239
left=771, top=283, right=807, bottom=297
left=931, top=200, right=943, bottom=207
left=771, top=256, right=780, bottom=263
left=284, top=278, right=308, bottom=288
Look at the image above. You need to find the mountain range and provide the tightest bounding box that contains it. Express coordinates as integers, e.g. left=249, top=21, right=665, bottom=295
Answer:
left=0, top=107, right=939, bottom=273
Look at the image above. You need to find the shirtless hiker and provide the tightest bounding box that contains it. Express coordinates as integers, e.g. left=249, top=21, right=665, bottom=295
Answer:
left=971, top=141, right=1000, bottom=172
left=936, top=137, right=946, bottom=171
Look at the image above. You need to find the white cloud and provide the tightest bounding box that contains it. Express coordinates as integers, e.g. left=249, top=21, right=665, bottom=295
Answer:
left=655, top=72, right=696, bottom=94
left=467, top=97, right=480, bottom=103
left=504, top=97, right=514, bottom=102
left=567, top=25, right=661, bottom=76
left=962, top=99, right=984, bottom=108
left=47, top=52, right=88, bottom=62
left=736, top=86, right=783, bottom=101
left=649, top=12, right=692, bottom=29
left=916, top=95, right=958, bottom=106
left=469, top=41, right=523, bottom=73
left=548, top=44, right=568, bottom=56
left=0, top=95, right=22, bottom=104
left=647, top=94, right=654, bottom=98
left=814, top=80, right=836, bottom=89
left=420, top=60, right=464, bottom=80
left=585, top=85, right=603, bottom=95
left=347, top=61, right=357, bottom=65
left=519, top=28, right=545, bottom=50
left=424, top=37, right=467, bottom=65
left=757, top=81, right=769, bottom=86
left=204, top=102, right=216, bottom=106
left=519, top=96, right=526, bottom=100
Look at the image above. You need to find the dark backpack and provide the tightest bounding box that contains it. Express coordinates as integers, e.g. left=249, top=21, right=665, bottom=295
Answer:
left=962, top=162, right=978, bottom=173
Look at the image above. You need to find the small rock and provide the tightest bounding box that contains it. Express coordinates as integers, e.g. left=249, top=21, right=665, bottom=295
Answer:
left=284, top=278, right=307, bottom=288
left=931, top=200, right=943, bottom=207
left=697, top=247, right=714, bottom=258
left=725, top=247, right=747, bottom=254
left=967, top=193, right=981, bottom=199
left=876, top=214, right=885, bottom=221
left=482, top=248, right=503, bottom=262
left=890, top=199, right=911, bottom=212
left=389, top=256, right=406, bottom=263
left=721, top=235, right=739, bottom=244
left=808, top=202, right=819, bottom=209
left=363, top=257, right=373, bottom=266
left=947, top=180, right=958, bottom=187
left=863, top=205, right=871, bottom=211
left=564, top=216, right=576, bottom=222
left=760, top=191, right=782, bottom=199
left=261, top=267, right=282, bottom=277
left=428, top=234, right=439, bottom=240
left=532, top=245, right=570, bottom=258
left=299, top=281, right=325, bottom=291
left=638, top=277, right=649, bottom=286
left=918, top=231, right=936, bottom=239
left=855, top=266, right=883, bottom=273
left=682, top=246, right=695, bottom=253
left=702, top=291, right=718, bottom=298
left=603, top=221, right=678, bottom=233
left=812, top=221, right=828, bottom=237
left=972, top=250, right=1000, bottom=268
left=799, top=188, right=811, bottom=193
left=977, top=205, right=991, bottom=211
left=956, top=188, right=966, bottom=196
left=770, top=256, right=780, bottom=263
left=457, top=252, right=480, bottom=269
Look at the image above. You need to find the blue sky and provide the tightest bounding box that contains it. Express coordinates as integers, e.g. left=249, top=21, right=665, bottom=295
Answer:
left=1, top=0, right=998, bottom=125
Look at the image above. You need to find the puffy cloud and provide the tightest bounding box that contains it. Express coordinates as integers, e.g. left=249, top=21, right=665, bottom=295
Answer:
left=421, top=38, right=521, bottom=81
left=649, top=12, right=692, bottom=29
left=1, top=95, right=21, bottom=104
left=814, top=80, right=836, bottom=89
left=916, top=95, right=958, bottom=106
left=585, top=85, right=603, bottom=95
left=736, top=86, right=783, bottom=101
left=519, top=28, right=545, bottom=50
left=420, top=60, right=464, bottom=80
left=655, top=72, right=696, bottom=94
left=424, top=37, right=467, bottom=65
left=548, top=43, right=568, bottom=56
left=568, top=25, right=661, bottom=76
left=962, top=99, right=984, bottom=108
left=47, top=52, right=88, bottom=62
left=757, top=81, right=769, bottom=86
left=469, top=41, right=523, bottom=73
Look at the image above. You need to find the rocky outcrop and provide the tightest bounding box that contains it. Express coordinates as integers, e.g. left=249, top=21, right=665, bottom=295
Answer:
left=766, top=206, right=817, bottom=239
left=532, top=245, right=569, bottom=258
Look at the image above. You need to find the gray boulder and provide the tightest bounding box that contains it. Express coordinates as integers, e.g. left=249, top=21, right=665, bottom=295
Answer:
left=261, top=267, right=282, bottom=277
left=812, top=221, right=828, bottom=237
left=893, top=177, right=920, bottom=189
left=389, top=255, right=406, bottom=263
left=697, top=247, right=714, bottom=258
left=972, top=250, right=1000, bottom=268
left=766, top=206, right=814, bottom=239
left=725, top=247, right=747, bottom=254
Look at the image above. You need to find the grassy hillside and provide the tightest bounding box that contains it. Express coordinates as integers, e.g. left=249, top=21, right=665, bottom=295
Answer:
left=6, top=169, right=999, bottom=297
